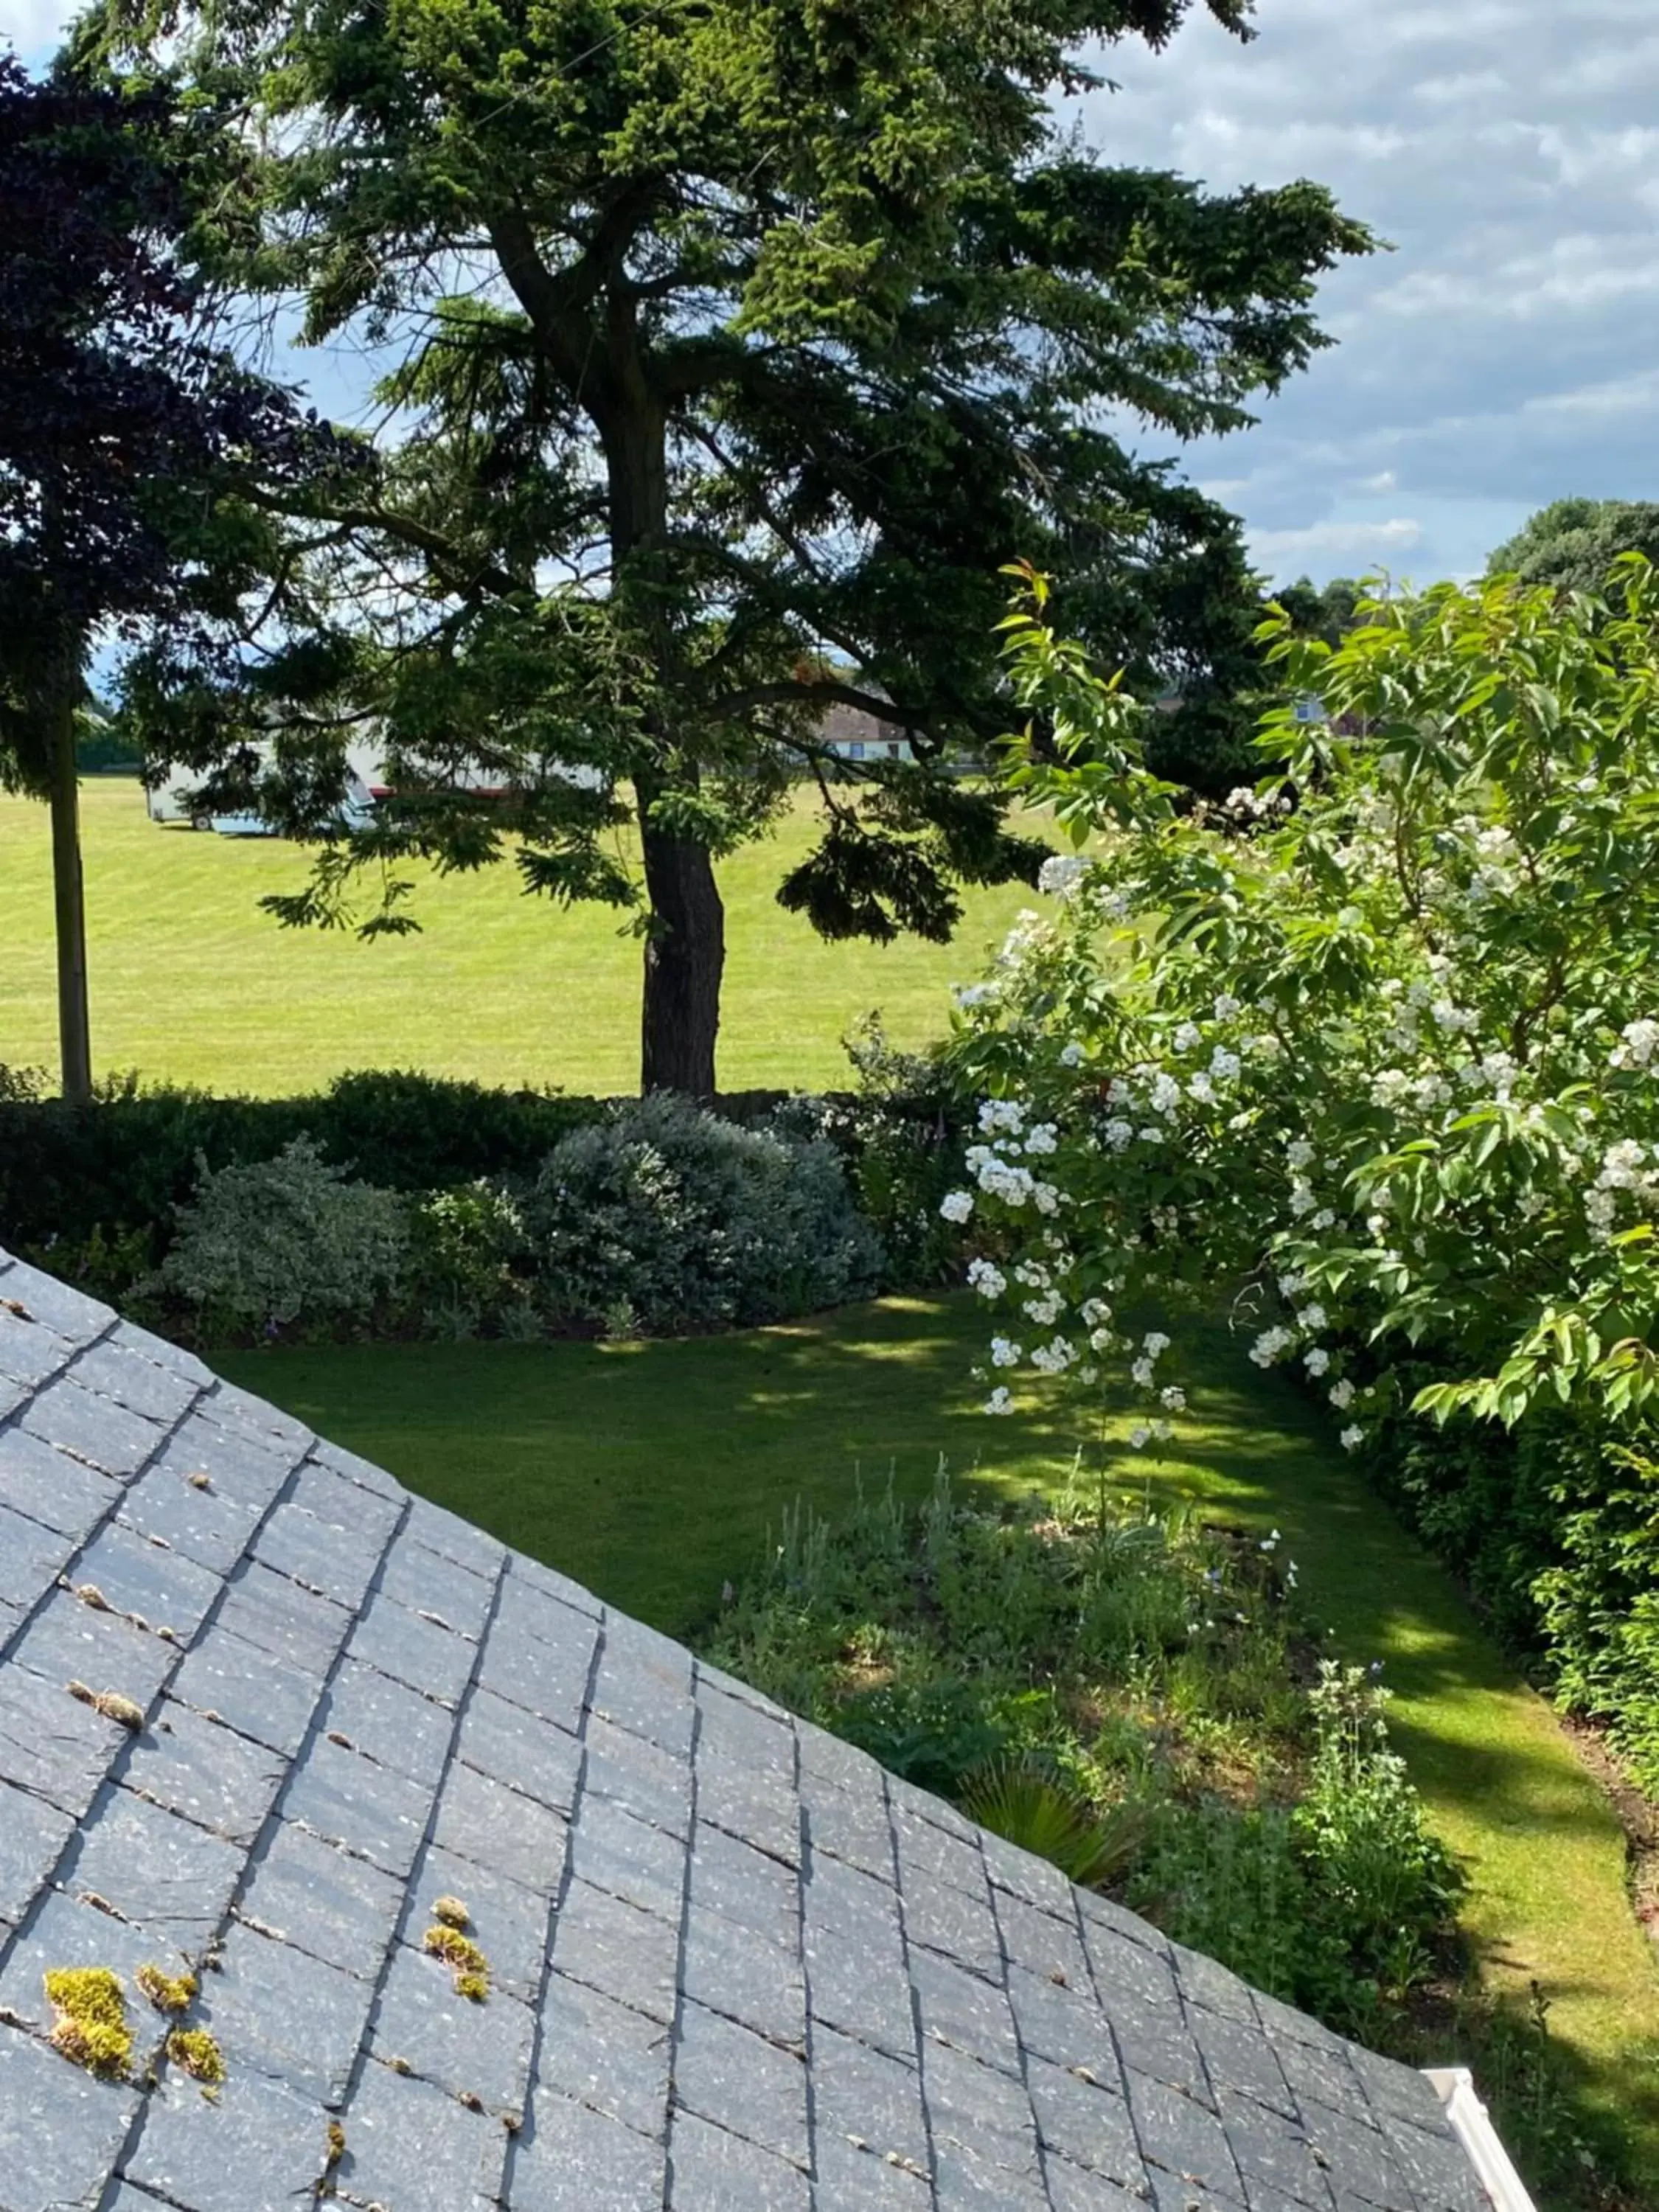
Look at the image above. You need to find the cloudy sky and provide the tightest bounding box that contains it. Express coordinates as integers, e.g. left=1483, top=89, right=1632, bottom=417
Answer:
left=7, top=0, right=1658, bottom=585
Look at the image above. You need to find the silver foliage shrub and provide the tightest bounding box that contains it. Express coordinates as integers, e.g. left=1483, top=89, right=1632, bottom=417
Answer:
left=524, top=1093, right=882, bottom=1331
left=154, top=1137, right=411, bottom=1331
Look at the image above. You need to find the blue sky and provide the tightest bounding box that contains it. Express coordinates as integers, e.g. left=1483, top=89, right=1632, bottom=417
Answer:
left=8, top=0, right=1657, bottom=587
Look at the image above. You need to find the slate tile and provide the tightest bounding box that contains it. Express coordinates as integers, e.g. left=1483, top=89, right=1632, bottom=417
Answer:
left=0, top=1303, right=78, bottom=1387
left=403, top=1493, right=506, bottom=1581
left=921, top=2036, right=1043, bottom=2178
left=568, top=1795, right=686, bottom=1921
left=108, top=1318, right=216, bottom=1385
left=1240, top=2181, right=1334, bottom=2212
left=1007, top=1962, right=1124, bottom=2083
left=887, top=1773, right=980, bottom=1845
left=902, top=1864, right=1004, bottom=1979
left=1045, top=2158, right=1158, bottom=2212
left=169, top=1629, right=320, bottom=1758
left=550, top=1877, right=681, bottom=2026
left=0, top=1369, right=24, bottom=1421
left=0, top=1658, right=128, bottom=1814
left=805, top=1847, right=902, bottom=1944
left=349, top=1589, right=476, bottom=1705
left=195, top=1380, right=312, bottom=1456
left=689, top=1822, right=800, bottom=1952
left=339, top=2056, right=509, bottom=2209
left=1277, top=2039, right=1376, bottom=2125
left=0, top=1261, right=114, bottom=1344
left=125, top=2062, right=322, bottom=2212
left=22, top=1377, right=164, bottom=1478
left=666, top=2108, right=811, bottom=2211
left=995, top=1891, right=1094, bottom=1996
left=533, top=1969, right=673, bottom=2139
left=116, top=1460, right=261, bottom=1576
left=1216, top=2089, right=1335, bottom=2208
left=672, top=1997, right=810, bottom=2165
left=796, top=1718, right=883, bottom=1793
left=412, top=1840, right=551, bottom=2005
left=288, top=1457, right=403, bottom=1543
left=1173, top=1941, right=1259, bottom=2026
left=455, top=1683, right=582, bottom=1813
left=811, top=2020, right=931, bottom=2171
left=252, top=1500, right=386, bottom=1611
left=892, top=1802, right=988, bottom=1902
left=310, top=1434, right=407, bottom=1503
left=378, top=1531, right=498, bottom=1640
left=981, top=1824, right=1079, bottom=1919
left=1381, top=2118, right=1489, bottom=2212
left=681, top=1910, right=806, bottom=2048
left=237, top=1818, right=405, bottom=1975
left=69, top=1337, right=201, bottom=1426
left=1253, top=1989, right=1349, bottom=2056
left=1085, top=1917, right=1183, bottom=2011
left=147, top=1416, right=296, bottom=1516
left=215, top=1562, right=352, bottom=1675
left=1103, top=1983, right=1215, bottom=2105
left=1349, top=2045, right=1457, bottom=2135
left=65, top=1786, right=243, bottom=1950
left=0, top=1498, right=78, bottom=1613
left=319, top=1658, right=455, bottom=1788
left=195, top=1919, right=373, bottom=2106
left=931, top=2149, right=1054, bottom=2212
left=432, top=1764, right=569, bottom=1891
left=477, top=1609, right=596, bottom=1733
left=911, top=1946, right=1023, bottom=2075
left=73, top=1521, right=223, bottom=1638
left=1192, top=2007, right=1295, bottom=2120
left=371, top=1939, right=538, bottom=2110
left=513, top=2087, right=668, bottom=2211
left=0, top=1422, right=119, bottom=1540
left=1028, top=2058, right=1145, bottom=2184
left=801, top=1767, right=897, bottom=1882
left=695, top=1756, right=801, bottom=1865
left=806, top=2130, right=935, bottom=2212
left=0, top=1888, right=187, bottom=2062
left=693, top=1655, right=790, bottom=1721
left=122, top=1700, right=286, bottom=1846
left=280, top=1731, right=435, bottom=1878
left=804, top=1920, right=918, bottom=2065
left=590, top=1638, right=695, bottom=1757
left=0, top=1776, right=74, bottom=1931
left=13, top=1586, right=179, bottom=1715
left=0, top=2016, right=139, bottom=2212
left=582, top=1713, right=692, bottom=1836
left=1127, top=2072, right=1245, bottom=2200
left=1078, top=1888, right=1176, bottom=1961
left=504, top=1549, right=602, bottom=1618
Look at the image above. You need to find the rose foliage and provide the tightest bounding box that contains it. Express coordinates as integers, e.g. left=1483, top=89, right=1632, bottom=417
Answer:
left=945, top=558, right=1659, bottom=1455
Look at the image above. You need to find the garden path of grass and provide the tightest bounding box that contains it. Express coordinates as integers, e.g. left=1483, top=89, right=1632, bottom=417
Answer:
left=221, top=1295, right=1659, bottom=2186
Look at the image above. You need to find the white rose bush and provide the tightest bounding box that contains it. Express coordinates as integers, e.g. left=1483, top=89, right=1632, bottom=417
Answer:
left=944, top=559, right=1659, bottom=1472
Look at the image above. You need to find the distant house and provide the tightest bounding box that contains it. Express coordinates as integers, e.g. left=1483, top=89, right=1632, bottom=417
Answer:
left=0, top=1241, right=1528, bottom=2212
left=819, top=697, right=914, bottom=766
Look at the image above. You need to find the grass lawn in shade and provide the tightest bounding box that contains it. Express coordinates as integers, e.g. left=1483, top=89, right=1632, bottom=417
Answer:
left=220, top=1294, right=1659, bottom=2192
left=0, top=777, right=1051, bottom=1095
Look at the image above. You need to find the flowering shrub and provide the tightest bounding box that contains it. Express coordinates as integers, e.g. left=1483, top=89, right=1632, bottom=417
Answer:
left=944, top=562, right=1659, bottom=1439
left=153, top=1138, right=411, bottom=1333
left=937, top=560, right=1659, bottom=1773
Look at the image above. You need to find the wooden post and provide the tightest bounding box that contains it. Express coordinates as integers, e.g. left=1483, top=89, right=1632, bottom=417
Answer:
left=48, top=675, right=92, bottom=1105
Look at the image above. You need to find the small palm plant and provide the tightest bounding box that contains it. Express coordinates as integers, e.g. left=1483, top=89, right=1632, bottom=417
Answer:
left=959, top=1756, right=1144, bottom=1890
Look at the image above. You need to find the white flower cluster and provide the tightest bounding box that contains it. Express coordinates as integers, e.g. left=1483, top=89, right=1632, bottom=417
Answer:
left=1610, top=1018, right=1659, bottom=1071
left=967, top=1258, right=1006, bottom=1299
left=1038, top=853, right=1091, bottom=898
left=1585, top=1138, right=1658, bottom=1241
left=939, top=1189, right=974, bottom=1223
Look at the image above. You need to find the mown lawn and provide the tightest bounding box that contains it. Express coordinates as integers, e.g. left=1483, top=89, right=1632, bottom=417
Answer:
left=0, top=779, right=1047, bottom=1095
left=220, top=1295, right=1659, bottom=2196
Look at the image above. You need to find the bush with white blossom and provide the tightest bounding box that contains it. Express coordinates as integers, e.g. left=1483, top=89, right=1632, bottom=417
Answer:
left=940, top=560, right=1659, bottom=1455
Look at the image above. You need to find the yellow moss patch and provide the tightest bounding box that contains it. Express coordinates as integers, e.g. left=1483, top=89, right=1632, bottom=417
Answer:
left=422, top=1924, right=490, bottom=2000
left=430, top=1895, right=470, bottom=1930
left=66, top=1681, right=145, bottom=1732
left=136, top=1964, right=197, bottom=2016
left=44, top=1966, right=133, bottom=2079
left=166, top=2028, right=225, bottom=2087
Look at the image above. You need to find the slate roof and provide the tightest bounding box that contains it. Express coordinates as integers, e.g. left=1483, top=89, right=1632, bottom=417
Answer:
left=0, top=1245, right=1494, bottom=2212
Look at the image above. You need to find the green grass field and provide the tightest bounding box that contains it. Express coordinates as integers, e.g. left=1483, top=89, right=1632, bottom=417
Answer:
left=0, top=778, right=1047, bottom=1095
left=222, top=1299, right=1659, bottom=2193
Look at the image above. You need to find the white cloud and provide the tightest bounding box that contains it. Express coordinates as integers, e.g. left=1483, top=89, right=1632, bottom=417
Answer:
left=1249, top=518, right=1425, bottom=574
